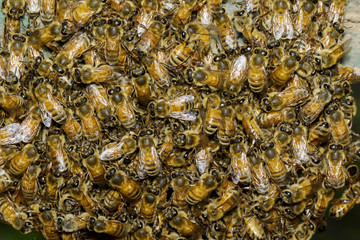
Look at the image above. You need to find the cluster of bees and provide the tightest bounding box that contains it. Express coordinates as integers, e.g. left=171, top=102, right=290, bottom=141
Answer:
left=0, top=0, right=360, bottom=239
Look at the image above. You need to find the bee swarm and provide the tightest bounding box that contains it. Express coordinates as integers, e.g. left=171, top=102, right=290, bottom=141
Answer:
left=0, top=0, right=359, bottom=239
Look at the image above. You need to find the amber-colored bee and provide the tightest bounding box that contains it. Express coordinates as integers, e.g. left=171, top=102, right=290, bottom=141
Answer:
left=172, top=0, right=199, bottom=27
left=291, top=124, right=310, bottom=165
left=105, top=168, right=141, bottom=201
left=38, top=208, right=60, bottom=240
left=138, top=129, right=161, bottom=178
left=135, top=0, right=158, bottom=36
left=62, top=109, right=82, bottom=142
left=44, top=170, right=63, bottom=203
left=223, top=55, right=248, bottom=96
left=320, top=22, right=345, bottom=49
left=72, top=0, right=102, bottom=27
left=315, top=40, right=351, bottom=70
left=186, top=169, right=220, bottom=205
left=202, top=93, right=222, bottom=135
left=217, top=104, right=237, bottom=146
left=185, top=22, right=211, bottom=58
left=132, top=69, right=152, bottom=107
left=281, top=174, right=319, bottom=204
left=0, top=87, right=23, bottom=113
left=0, top=196, right=27, bottom=231
left=271, top=0, right=294, bottom=39
left=248, top=154, right=270, bottom=195
left=34, top=83, right=67, bottom=125
left=76, top=64, right=120, bottom=84
left=167, top=42, right=195, bottom=70
left=140, top=186, right=160, bottom=224
left=0, top=169, right=12, bottom=193
left=8, top=34, right=27, bottom=81
left=328, top=0, right=347, bottom=23
left=102, top=189, right=123, bottom=212
left=2, top=0, right=25, bottom=18
left=170, top=171, right=189, bottom=210
left=20, top=165, right=40, bottom=204
left=135, top=17, right=166, bottom=56
left=229, top=137, right=251, bottom=185
left=74, top=97, right=101, bottom=142
left=100, top=135, right=137, bottom=161
left=82, top=151, right=105, bottom=185
left=213, top=12, right=237, bottom=53
left=174, top=130, right=202, bottom=150
left=54, top=32, right=92, bottom=70
left=294, top=1, right=316, bottom=33
left=340, top=96, right=356, bottom=127
left=248, top=48, right=268, bottom=93
left=60, top=212, right=90, bottom=233
left=68, top=177, right=98, bottom=214
left=86, top=84, right=115, bottom=124
left=329, top=180, right=360, bottom=219
left=91, top=216, right=127, bottom=237
left=144, top=50, right=170, bottom=88
left=47, top=131, right=69, bottom=173
left=148, top=94, right=196, bottom=121
left=164, top=208, right=200, bottom=238
left=191, top=67, right=224, bottom=91
left=308, top=121, right=330, bottom=149
left=312, top=183, right=335, bottom=218
left=299, top=87, right=331, bottom=125
left=104, top=18, right=124, bottom=65
left=238, top=105, right=263, bottom=144
left=26, top=22, right=62, bottom=52
left=325, top=105, right=350, bottom=145
left=8, top=144, right=38, bottom=176
left=325, top=144, right=346, bottom=189
left=271, top=52, right=300, bottom=87
left=261, top=142, right=287, bottom=184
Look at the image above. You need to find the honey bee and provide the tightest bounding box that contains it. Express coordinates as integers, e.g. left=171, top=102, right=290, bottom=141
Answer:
left=312, top=183, right=335, bottom=218
left=164, top=208, right=200, bottom=238
left=291, top=124, right=310, bottom=165
left=0, top=196, right=27, bottom=231
left=68, top=177, right=98, bottom=214
left=0, top=87, right=24, bottom=113
left=0, top=168, right=13, bottom=193
left=174, top=130, right=203, bottom=149
left=8, top=144, right=38, bottom=176
left=134, top=17, right=166, bottom=56
left=316, top=40, right=351, bottom=70
left=44, top=170, right=64, bottom=203
left=257, top=183, right=281, bottom=212
left=191, top=67, right=224, bottom=91
left=248, top=48, right=268, bottom=93
left=281, top=173, right=319, bottom=204
left=135, top=0, right=158, bottom=36
left=82, top=151, right=105, bottom=186
left=261, top=142, right=287, bottom=184
left=102, top=189, right=123, bottom=212
left=72, top=0, right=102, bottom=27
left=105, top=168, right=141, bottom=201
left=244, top=215, right=265, bottom=240
left=299, top=87, right=331, bottom=125
left=186, top=169, right=220, bottom=205
left=270, top=52, right=300, bottom=87
left=340, top=96, right=356, bottom=127
left=167, top=42, right=195, bottom=70
left=293, top=1, right=316, bottom=34
left=8, top=34, right=27, bottom=81
left=62, top=109, right=82, bottom=142
left=329, top=180, right=360, bottom=219
left=223, top=55, right=248, bottom=96
left=20, top=165, right=41, bottom=205
left=105, top=18, right=124, bottom=65
left=198, top=2, right=212, bottom=25
left=325, top=105, right=350, bottom=145
left=328, top=0, right=347, bottom=23
left=144, top=50, right=170, bottom=88
left=26, top=22, right=62, bottom=52
left=308, top=121, right=330, bottom=148
left=76, top=64, right=121, bottom=84
left=248, top=154, right=271, bottom=194
left=185, top=22, right=211, bottom=58
left=0, top=123, right=23, bottom=145
left=217, top=104, right=236, bottom=146
left=86, top=84, right=115, bottom=124
left=60, top=212, right=90, bottom=233
left=40, top=0, right=55, bottom=24
left=38, top=207, right=60, bottom=240
left=140, top=185, right=160, bottom=224
left=325, top=144, right=346, bottom=189
left=170, top=171, right=189, bottom=210
left=138, top=129, right=161, bottom=178
left=2, top=0, right=25, bottom=18
left=229, top=137, right=251, bottom=185
left=321, top=22, right=345, bottom=49
left=213, top=12, right=237, bottom=53
left=74, top=97, right=101, bottom=142
left=172, top=0, right=199, bottom=27
left=238, top=105, right=264, bottom=144
left=202, top=93, right=222, bottom=135
left=271, top=0, right=294, bottom=39
left=100, top=135, right=137, bottom=161
left=56, top=0, right=75, bottom=36
left=206, top=184, right=240, bottom=222
left=0, top=53, right=8, bottom=81
left=33, top=82, right=67, bottom=125
left=132, top=69, right=152, bottom=107
left=54, top=32, right=92, bottom=70
left=47, top=131, right=69, bottom=173
left=148, top=94, right=196, bottom=121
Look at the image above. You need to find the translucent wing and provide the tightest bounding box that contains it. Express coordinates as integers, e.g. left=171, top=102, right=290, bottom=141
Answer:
left=166, top=95, right=195, bottom=105
left=230, top=55, right=248, bottom=81
left=100, top=142, right=124, bottom=161
left=169, top=111, right=197, bottom=121
left=195, top=147, right=211, bottom=174
left=20, top=116, right=41, bottom=143
left=0, top=123, right=22, bottom=145
left=39, top=103, right=52, bottom=127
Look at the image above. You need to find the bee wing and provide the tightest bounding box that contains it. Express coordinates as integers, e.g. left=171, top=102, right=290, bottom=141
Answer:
left=166, top=95, right=195, bottom=105
left=20, top=116, right=41, bottom=143
left=199, top=3, right=212, bottom=25
left=86, top=84, right=110, bottom=107
left=169, top=111, right=197, bottom=121
left=283, top=13, right=294, bottom=39
left=329, top=39, right=352, bottom=57
left=0, top=123, right=22, bottom=145
left=194, top=147, right=211, bottom=174
left=100, top=142, right=124, bottom=161
left=39, top=104, right=52, bottom=128
left=230, top=55, right=248, bottom=81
